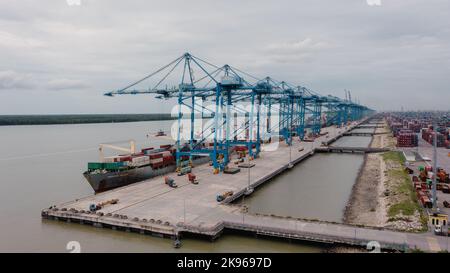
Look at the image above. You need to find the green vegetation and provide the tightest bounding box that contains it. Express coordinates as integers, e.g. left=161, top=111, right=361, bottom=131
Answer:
left=382, top=151, right=428, bottom=231
left=0, top=114, right=176, bottom=126
left=382, top=151, right=405, bottom=164
left=386, top=167, right=421, bottom=218
left=388, top=201, right=418, bottom=217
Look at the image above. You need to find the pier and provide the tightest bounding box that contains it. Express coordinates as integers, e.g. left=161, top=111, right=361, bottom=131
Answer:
left=355, top=125, right=385, bottom=129
left=343, top=132, right=390, bottom=137
left=315, top=147, right=391, bottom=154
left=41, top=118, right=448, bottom=252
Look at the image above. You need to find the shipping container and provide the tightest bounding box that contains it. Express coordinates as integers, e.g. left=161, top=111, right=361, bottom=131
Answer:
left=88, top=162, right=104, bottom=170
left=104, top=162, right=127, bottom=171
left=151, top=162, right=164, bottom=169
left=150, top=157, right=163, bottom=164
left=149, top=153, right=163, bottom=159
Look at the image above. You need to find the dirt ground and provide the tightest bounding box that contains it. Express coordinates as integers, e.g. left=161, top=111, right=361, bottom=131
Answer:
left=344, top=119, right=425, bottom=231
left=344, top=152, right=387, bottom=227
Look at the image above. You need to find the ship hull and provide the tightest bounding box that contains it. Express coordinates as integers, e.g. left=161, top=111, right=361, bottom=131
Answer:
left=83, top=157, right=209, bottom=193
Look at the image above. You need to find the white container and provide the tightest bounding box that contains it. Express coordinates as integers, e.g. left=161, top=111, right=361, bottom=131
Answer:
left=103, top=156, right=116, bottom=163
left=132, top=156, right=147, bottom=163
left=130, top=158, right=150, bottom=167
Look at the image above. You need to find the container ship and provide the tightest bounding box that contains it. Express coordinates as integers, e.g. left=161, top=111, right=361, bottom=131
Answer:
left=83, top=140, right=208, bottom=193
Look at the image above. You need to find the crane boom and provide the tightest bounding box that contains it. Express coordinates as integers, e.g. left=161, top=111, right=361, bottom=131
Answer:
left=99, top=140, right=136, bottom=162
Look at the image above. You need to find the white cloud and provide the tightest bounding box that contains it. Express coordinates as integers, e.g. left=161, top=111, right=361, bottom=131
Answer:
left=0, top=0, right=449, bottom=112
left=0, top=70, right=33, bottom=90
left=261, top=38, right=332, bottom=64
left=47, top=78, right=88, bottom=90
left=266, top=38, right=330, bottom=53
left=0, top=30, right=45, bottom=49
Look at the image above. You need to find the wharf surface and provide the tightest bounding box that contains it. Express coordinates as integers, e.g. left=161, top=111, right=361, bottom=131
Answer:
left=41, top=118, right=448, bottom=252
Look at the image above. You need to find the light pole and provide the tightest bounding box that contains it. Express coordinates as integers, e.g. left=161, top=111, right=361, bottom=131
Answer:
left=288, top=138, right=293, bottom=168
left=432, top=117, right=437, bottom=211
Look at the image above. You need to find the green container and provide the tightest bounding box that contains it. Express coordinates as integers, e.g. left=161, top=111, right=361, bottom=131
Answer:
left=418, top=166, right=425, bottom=172
left=88, top=162, right=104, bottom=170
left=104, top=162, right=126, bottom=171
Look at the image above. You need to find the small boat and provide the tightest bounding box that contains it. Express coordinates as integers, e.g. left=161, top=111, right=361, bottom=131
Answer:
left=155, top=129, right=166, bottom=137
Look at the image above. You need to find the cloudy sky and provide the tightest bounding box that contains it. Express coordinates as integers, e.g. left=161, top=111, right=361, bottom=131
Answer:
left=0, top=0, right=449, bottom=114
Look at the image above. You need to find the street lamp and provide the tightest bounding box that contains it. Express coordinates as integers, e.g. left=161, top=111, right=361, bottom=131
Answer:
left=432, top=117, right=437, bottom=211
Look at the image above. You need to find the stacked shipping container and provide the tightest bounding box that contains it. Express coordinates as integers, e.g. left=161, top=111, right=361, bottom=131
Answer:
left=387, top=112, right=449, bottom=149
left=88, top=144, right=176, bottom=171
left=397, top=129, right=418, bottom=147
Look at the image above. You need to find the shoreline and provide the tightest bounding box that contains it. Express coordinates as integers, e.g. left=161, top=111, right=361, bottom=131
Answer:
left=343, top=119, right=426, bottom=232
left=343, top=119, right=389, bottom=227
left=0, top=114, right=177, bottom=126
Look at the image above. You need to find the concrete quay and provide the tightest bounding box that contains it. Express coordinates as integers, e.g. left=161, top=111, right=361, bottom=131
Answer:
left=42, top=117, right=449, bottom=252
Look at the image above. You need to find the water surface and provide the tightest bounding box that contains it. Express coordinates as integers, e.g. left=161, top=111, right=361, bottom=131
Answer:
left=0, top=121, right=324, bottom=252
left=241, top=153, right=364, bottom=223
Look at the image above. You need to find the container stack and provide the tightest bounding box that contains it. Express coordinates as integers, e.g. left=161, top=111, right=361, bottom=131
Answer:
left=130, top=156, right=150, bottom=167
left=422, top=129, right=446, bottom=147
left=386, top=111, right=450, bottom=148
left=429, top=132, right=446, bottom=147
left=397, top=129, right=418, bottom=147
left=87, top=144, right=177, bottom=172
left=149, top=153, right=163, bottom=168
left=389, top=122, right=404, bottom=137
left=407, top=121, right=422, bottom=133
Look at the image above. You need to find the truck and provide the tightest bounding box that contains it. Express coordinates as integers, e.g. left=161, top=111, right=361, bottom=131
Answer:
left=164, top=176, right=177, bottom=188
left=434, top=225, right=449, bottom=237
left=188, top=173, right=198, bottom=184
left=216, top=191, right=233, bottom=202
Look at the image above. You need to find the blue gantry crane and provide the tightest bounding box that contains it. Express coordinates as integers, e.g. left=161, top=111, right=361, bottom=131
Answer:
left=104, top=53, right=374, bottom=173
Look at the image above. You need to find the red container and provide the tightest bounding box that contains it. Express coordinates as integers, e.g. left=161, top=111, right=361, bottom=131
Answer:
left=151, top=162, right=164, bottom=169
left=235, top=146, right=248, bottom=152
left=160, top=144, right=172, bottom=149
left=149, top=153, right=163, bottom=159
left=188, top=173, right=196, bottom=182
left=163, top=155, right=174, bottom=164
left=119, top=156, right=132, bottom=162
